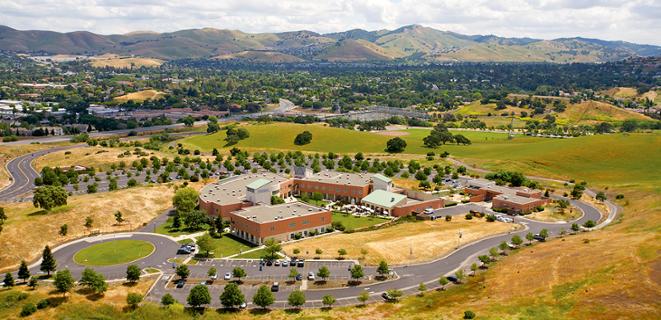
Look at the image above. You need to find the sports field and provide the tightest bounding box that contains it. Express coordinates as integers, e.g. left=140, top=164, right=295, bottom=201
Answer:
left=73, top=240, right=154, bottom=266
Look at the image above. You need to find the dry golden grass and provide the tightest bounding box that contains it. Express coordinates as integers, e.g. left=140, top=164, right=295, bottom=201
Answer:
left=558, top=100, right=652, bottom=124
left=0, top=182, right=206, bottom=272
left=0, top=143, right=68, bottom=189
left=113, top=89, right=165, bottom=103
left=282, top=219, right=518, bottom=265
left=33, top=146, right=171, bottom=171
left=604, top=87, right=639, bottom=99
left=526, top=201, right=582, bottom=222
left=90, top=57, right=163, bottom=69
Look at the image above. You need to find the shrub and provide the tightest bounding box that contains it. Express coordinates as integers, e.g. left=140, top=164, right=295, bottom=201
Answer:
left=36, top=299, right=49, bottom=309
left=464, top=213, right=473, bottom=220
left=486, top=214, right=496, bottom=222
left=445, top=215, right=452, bottom=222
left=464, top=310, right=476, bottom=319
left=616, top=194, right=624, bottom=199
left=20, top=303, right=37, bottom=317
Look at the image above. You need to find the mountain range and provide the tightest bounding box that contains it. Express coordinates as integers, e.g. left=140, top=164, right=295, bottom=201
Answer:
left=1, top=24, right=660, bottom=63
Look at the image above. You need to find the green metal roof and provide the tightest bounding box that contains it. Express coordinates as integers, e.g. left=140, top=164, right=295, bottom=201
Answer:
left=246, top=178, right=271, bottom=190
left=361, top=190, right=406, bottom=209
left=372, top=173, right=392, bottom=183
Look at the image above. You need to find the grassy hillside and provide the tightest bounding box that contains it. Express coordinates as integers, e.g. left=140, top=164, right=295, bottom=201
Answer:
left=90, top=57, right=163, bottom=68
left=316, top=39, right=399, bottom=61
left=212, top=51, right=304, bottom=63
left=113, top=89, right=165, bottom=103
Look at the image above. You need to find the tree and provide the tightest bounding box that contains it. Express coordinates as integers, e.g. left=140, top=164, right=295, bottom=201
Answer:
left=539, top=228, right=549, bottom=241
left=294, top=131, right=313, bottom=145
left=288, top=267, right=299, bottom=282
left=182, top=210, right=207, bottom=231
left=287, top=290, right=306, bottom=309
left=80, top=268, right=107, bottom=295
left=584, top=220, right=596, bottom=228
left=127, top=293, right=143, bottom=309
left=84, top=216, right=93, bottom=229
left=418, top=282, right=427, bottom=296
left=453, top=134, right=472, bottom=145
left=526, top=232, right=534, bottom=245
left=220, top=283, right=245, bottom=308
left=232, top=267, right=246, bottom=282
left=317, top=266, right=330, bottom=282
left=350, top=264, right=364, bottom=282
left=114, top=211, right=124, bottom=224
left=470, top=262, right=479, bottom=275
left=358, top=290, right=370, bottom=305
left=337, top=248, right=347, bottom=259
left=3, top=272, right=14, bottom=287
left=439, top=277, right=449, bottom=290
left=499, top=241, right=508, bottom=253
left=571, top=223, right=580, bottom=232
left=18, top=260, right=30, bottom=283
left=386, top=289, right=402, bottom=301
left=28, top=277, right=38, bottom=290
left=489, top=247, right=499, bottom=260
left=620, top=119, right=638, bottom=132
left=252, top=285, right=275, bottom=309
left=161, top=293, right=175, bottom=307
left=197, top=233, right=214, bottom=257
left=208, top=267, right=217, bottom=278
left=263, top=238, right=281, bottom=260
left=53, top=269, right=74, bottom=296
left=176, top=265, right=190, bottom=279
left=33, top=185, right=68, bottom=210
left=322, top=294, right=336, bottom=308
left=315, top=248, right=323, bottom=257
left=511, top=235, right=523, bottom=247
left=455, top=269, right=465, bottom=283
left=596, top=191, right=607, bottom=202
left=40, top=245, right=57, bottom=276
left=126, top=265, right=141, bottom=283
left=59, top=224, right=68, bottom=236
left=376, top=260, right=389, bottom=279
left=386, top=137, right=407, bottom=153
left=173, top=187, right=199, bottom=215
left=187, top=284, right=211, bottom=309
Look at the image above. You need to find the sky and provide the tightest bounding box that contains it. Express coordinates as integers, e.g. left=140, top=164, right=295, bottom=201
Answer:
left=0, top=0, right=659, bottom=45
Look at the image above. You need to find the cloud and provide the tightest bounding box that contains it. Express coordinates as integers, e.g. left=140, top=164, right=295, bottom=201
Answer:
left=0, top=0, right=658, bottom=45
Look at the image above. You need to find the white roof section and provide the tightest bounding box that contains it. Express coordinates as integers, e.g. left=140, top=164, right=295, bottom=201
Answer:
left=361, top=190, right=407, bottom=209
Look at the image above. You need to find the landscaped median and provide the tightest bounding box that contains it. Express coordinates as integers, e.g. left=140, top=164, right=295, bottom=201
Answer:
left=73, top=240, right=155, bottom=266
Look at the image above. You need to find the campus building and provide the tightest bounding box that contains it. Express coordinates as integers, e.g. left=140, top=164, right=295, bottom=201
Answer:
left=199, top=169, right=443, bottom=244
left=464, top=179, right=547, bottom=214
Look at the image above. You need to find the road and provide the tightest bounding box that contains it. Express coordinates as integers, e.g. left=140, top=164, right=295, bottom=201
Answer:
left=0, top=144, right=82, bottom=202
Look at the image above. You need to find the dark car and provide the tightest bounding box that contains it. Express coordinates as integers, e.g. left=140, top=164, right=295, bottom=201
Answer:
left=533, top=234, right=546, bottom=241
left=297, top=260, right=304, bottom=267
left=271, top=282, right=280, bottom=292
left=382, top=292, right=397, bottom=302
left=266, top=260, right=273, bottom=266
left=295, top=274, right=303, bottom=281
left=175, top=280, right=185, bottom=288
left=446, top=276, right=459, bottom=283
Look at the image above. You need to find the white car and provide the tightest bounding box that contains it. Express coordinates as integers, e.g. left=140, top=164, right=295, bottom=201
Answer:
left=224, top=272, right=231, bottom=280
left=209, top=273, right=218, bottom=280
left=307, top=271, right=315, bottom=281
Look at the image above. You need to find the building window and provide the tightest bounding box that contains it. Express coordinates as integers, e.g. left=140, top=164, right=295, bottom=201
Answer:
left=289, top=222, right=296, bottom=228
left=303, top=220, right=309, bottom=225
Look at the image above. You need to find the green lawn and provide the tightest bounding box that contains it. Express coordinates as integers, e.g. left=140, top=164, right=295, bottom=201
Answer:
left=234, top=247, right=270, bottom=259
left=154, top=216, right=209, bottom=237
left=180, top=122, right=660, bottom=189
left=332, top=211, right=390, bottom=231
left=197, top=233, right=255, bottom=258
left=73, top=240, right=154, bottom=266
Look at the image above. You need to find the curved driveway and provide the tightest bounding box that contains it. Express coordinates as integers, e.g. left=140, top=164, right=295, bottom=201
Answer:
left=0, top=145, right=81, bottom=202
left=28, top=232, right=180, bottom=280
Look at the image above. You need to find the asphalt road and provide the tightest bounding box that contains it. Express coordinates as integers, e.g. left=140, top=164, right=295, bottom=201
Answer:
left=0, top=144, right=81, bottom=202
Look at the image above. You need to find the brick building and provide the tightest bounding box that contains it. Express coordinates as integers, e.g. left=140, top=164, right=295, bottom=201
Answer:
left=464, top=179, right=547, bottom=214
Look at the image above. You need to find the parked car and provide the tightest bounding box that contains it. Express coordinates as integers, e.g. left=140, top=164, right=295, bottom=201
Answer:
left=239, top=302, right=247, bottom=309
left=266, top=260, right=273, bottom=266
left=271, top=282, right=280, bottom=292
left=224, top=272, right=231, bottom=280
left=282, top=260, right=289, bottom=267
left=446, top=276, right=459, bottom=283
left=533, top=234, right=545, bottom=241
left=295, top=274, right=303, bottom=281
left=274, top=260, right=281, bottom=266
left=209, top=273, right=218, bottom=280
left=297, top=260, right=304, bottom=267
left=382, top=292, right=397, bottom=301
left=175, top=280, right=185, bottom=288
left=307, top=271, right=315, bottom=281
